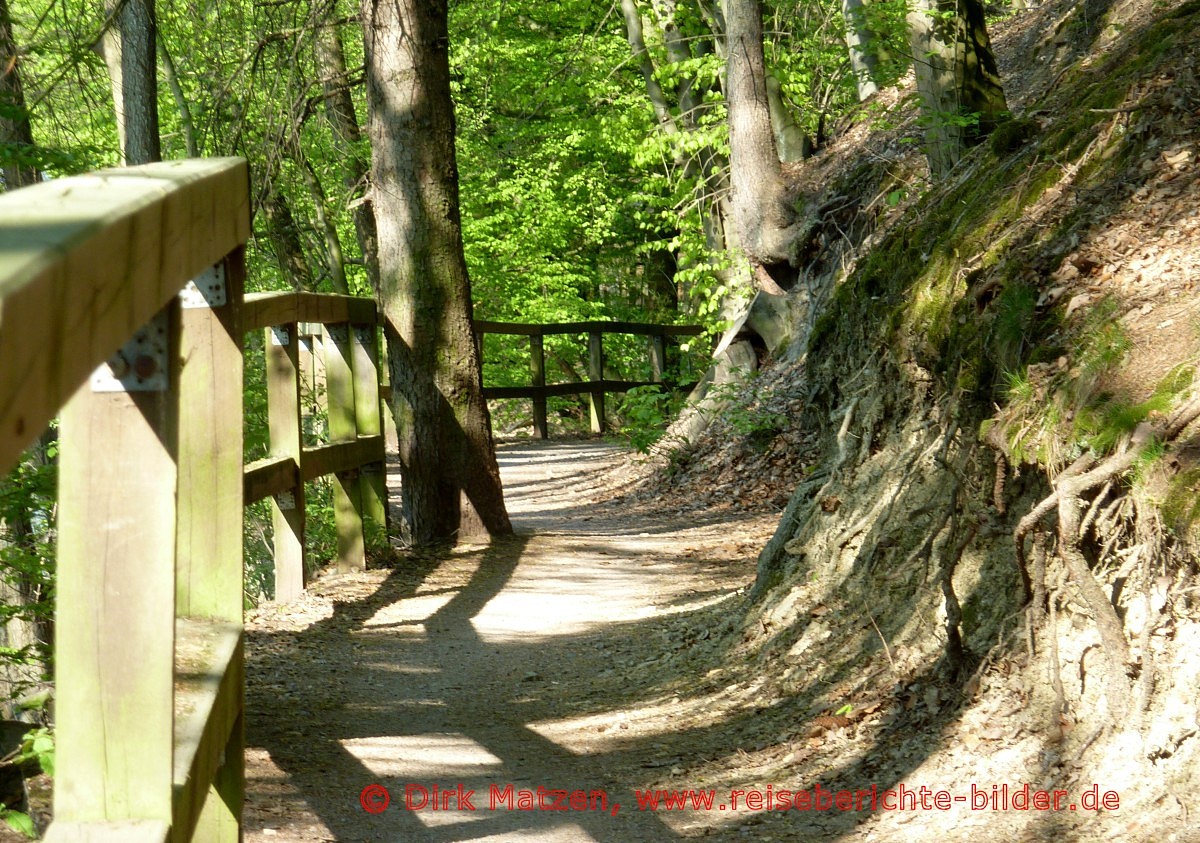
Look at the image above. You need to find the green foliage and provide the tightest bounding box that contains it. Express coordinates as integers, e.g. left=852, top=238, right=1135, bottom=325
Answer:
left=704, top=374, right=789, bottom=441
left=617, top=386, right=682, bottom=453
left=0, top=807, right=35, bottom=838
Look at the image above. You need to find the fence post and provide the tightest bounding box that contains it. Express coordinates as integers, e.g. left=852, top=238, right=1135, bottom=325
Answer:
left=352, top=320, right=388, bottom=549
left=649, top=332, right=666, bottom=383
left=588, top=330, right=605, bottom=433
left=324, top=323, right=366, bottom=571
left=176, top=251, right=245, bottom=840
left=55, top=303, right=180, bottom=829
left=530, top=332, right=548, bottom=439
left=266, top=321, right=307, bottom=602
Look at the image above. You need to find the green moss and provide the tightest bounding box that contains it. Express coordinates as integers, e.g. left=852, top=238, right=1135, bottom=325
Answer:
left=989, top=118, right=1039, bottom=156
left=1164, top=467, right=1200, bottom=535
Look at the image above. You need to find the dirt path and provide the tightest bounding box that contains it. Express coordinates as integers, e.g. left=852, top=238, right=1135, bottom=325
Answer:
left=242, top=440, right=778, bottom=842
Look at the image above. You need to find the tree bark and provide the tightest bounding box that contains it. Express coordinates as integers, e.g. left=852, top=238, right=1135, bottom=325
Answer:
left=725, top=0, right=800, bottom=269
left=361, top=0, right=511, bottom=545
left=156, top=32, right=198, bottom=157
left=292, top=144, right=350, bottom=294
left=841, top=0, right=883, bottom=100
left=102, top=0, right=161, bottom=165
left=0, top=0, right=38, bottom=189
left=314, top=19, right=379, bottom=294
left=262, top=189, right=314, bottom=291
left=907, top=0, right=1008, bottom=177
left=620, top=0, right=676, bottom=131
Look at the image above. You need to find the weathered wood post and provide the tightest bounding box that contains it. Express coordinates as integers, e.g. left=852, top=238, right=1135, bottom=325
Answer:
left=57, top=301, right=181, bottom=837
left=530, top=331, right=548, bottom=439
left=588, top=329, right=605, bottom=433
left=352, top=320, right=389, bottom=549
left=174, top=251, right=246, bottom=841
left=265, top=322, right=307, bottom=602
left=649, top=332, right=667, bottom=383
left=324, top=323, right=366, bottom=571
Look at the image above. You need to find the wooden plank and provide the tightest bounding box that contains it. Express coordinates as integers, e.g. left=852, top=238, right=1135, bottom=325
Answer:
left=323, top=324, right=364, bottom=572
left=243, top=456, right=299, bottom=505
left=44, top=820, right=170, bottom=843
left=588, top=331, right=605, bottom=433
left=171, top=619, right=243, bottom=843
left=301, top=436, right=385, bottom=483
left=55, top=305, right=180, bottom=826
left=177, top=250, right=244, bottom=622
left=241, top=292, right=376, bottom=333
left=351, top=323, right=388, bottom=548
left=0, top=158, right=250, bottom=474
left=649, top=333, right=666, bottom=383
left=265, top=323, right=306, bottom=603
left=529, top=334, right=548, bottom=439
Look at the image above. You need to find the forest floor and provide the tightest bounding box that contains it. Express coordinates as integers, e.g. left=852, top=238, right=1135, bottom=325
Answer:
left=238, top=438, right=1185, bottom=843
left=240, top=439, right=786, bottom=843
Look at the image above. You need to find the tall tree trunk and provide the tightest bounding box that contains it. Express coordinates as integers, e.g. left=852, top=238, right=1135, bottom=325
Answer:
left=907, top=0, right=1007, bottom=177
left=262, top=189, right=314, bottom=291
left=725, top=0, right=800, bottom=270
left=620, top=0, right=676, bottom=130
left=314, top=20, right=379, bottom=294
left=0, top=0, right=38, bottom=189
left=766, top=72, right=810, bottom=162
left=102, top=0, right=161, bottom=165
left=292, top=144, right=350, bottom=294
left=361, top=0, right=511, bottom=545
left=842, top=0, right=884, bottom=100
left=156, top=32, right=198, bottom=157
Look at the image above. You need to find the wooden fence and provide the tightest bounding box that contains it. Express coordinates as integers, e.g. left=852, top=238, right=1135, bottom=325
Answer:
left=474, top=319, right=704, bottom=437
left=0, top=158, right=389, bottom=841
left=0, top=156, right=703, bottom=840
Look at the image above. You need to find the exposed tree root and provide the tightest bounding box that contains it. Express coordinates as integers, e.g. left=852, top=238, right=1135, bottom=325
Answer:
left=1009, top=395, right=1200, bottom=724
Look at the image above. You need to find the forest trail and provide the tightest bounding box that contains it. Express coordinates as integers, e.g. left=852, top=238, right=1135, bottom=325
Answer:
left=241, top=440, right=779, bottom=843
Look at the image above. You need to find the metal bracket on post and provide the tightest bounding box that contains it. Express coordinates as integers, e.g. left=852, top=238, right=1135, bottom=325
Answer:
left=179, top=263, right=227, bottom=309
left=325, top=325, right=349, bottom=345
left=90, top=309, right=170, bottom=392
left=270, top=326, right=291, bottom=347
left=276, top=490, right=296, bottom=511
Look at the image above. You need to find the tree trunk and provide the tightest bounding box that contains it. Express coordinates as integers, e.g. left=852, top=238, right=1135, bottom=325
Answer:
left=766, top=72, right=809, bottom=162
left=156, top=32, right=198, bottom=157
left=314, top=20, right=379, bottom=294
left=292, top=145, right=350, bottom=294
left=620, top=0, right=676, bottom=131
left=0, top=0, right=38, bottom=189
left=841, top=0, right=884, bottom=100
left=725, top=0, right=800, bottom=269
left=361, top=0, right=511, bottom=545
left=102, top=0, right=161, bottom=165
left=907, top=0, right=1008, bottom=177
left=262, top=189, right=314, bottom=291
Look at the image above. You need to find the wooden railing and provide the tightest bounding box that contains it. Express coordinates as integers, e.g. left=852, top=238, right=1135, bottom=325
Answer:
left=0, top=159, right=390, bottom=841
left=474, top=319, right=703, bottom=438
left=0, top=157, right=703, bottom=840
left=241, top=293, right=388, bottom=602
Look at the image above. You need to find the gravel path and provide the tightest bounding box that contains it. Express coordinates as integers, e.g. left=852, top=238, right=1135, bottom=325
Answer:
left=241, top=440, right=773, bottom=843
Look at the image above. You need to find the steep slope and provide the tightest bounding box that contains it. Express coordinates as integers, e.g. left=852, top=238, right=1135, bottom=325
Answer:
left=628, top=1, right=1200, bottom=839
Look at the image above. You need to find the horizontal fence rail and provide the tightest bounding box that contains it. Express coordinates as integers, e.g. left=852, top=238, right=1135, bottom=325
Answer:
left=241, top=291, right=388, bottom=602
left=473, top=320, right=704, bottom=437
